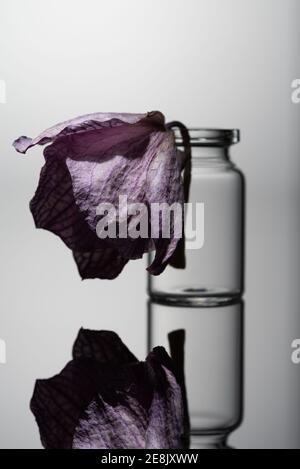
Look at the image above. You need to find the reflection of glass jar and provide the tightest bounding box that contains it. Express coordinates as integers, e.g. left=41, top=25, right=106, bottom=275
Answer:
left=148, top=300, right=244, bottom=449
left=148, top=129, right=245, bottom=307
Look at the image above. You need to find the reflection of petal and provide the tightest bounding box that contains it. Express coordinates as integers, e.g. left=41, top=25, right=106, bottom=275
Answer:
left=30, top=331, right=186, bottom=450
left=145, top=348, right=185, bottom=449
left=72, top=329, right=137, bottom=365
left=72, top=348, right=184, bottom=449
left=168, top=330, right=190, bottom=448
left=30, top=359, right=100, bottom=449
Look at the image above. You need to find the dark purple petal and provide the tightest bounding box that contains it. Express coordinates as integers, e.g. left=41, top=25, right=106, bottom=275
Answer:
left=72, top=249, right=128, bottom=280
left=30, top=148, right=96, bottom=252
left=168, top=330, right=190, bottom=447
left=29, top=143, right=129, bottom=279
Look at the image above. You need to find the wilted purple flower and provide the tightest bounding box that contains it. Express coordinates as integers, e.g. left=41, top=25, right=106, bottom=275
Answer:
left=13, top=112, right=185, bottom=280
left=30, top=329, right=186, bottom=449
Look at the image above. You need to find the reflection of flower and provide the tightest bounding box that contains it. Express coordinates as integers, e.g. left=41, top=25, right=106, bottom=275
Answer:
left=30, top=329, right=186, bottom=449
left=13, top=112, right=184, bottom=280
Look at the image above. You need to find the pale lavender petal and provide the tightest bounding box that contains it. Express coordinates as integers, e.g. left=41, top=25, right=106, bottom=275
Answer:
left=147, top=131, right=184, bottom=274
left=146, top=367, right=184, bottom=449
left=66, top=129, right=183, bottom=272
left=13, top=136, right=34, bottom=154
left=13, top=111, right=164, bottom=154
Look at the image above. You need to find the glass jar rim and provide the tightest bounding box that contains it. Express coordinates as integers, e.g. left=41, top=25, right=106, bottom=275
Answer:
left=174, top=128, right=240, bottom=147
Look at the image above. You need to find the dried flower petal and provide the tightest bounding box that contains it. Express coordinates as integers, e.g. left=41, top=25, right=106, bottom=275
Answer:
left=14, top=112, right=184, bottom=279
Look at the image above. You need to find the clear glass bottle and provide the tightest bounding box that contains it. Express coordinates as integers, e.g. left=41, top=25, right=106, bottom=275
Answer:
left=148, top=128, right=244, bottom=307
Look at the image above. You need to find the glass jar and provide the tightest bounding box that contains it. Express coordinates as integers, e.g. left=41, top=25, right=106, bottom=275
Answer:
left=148, top=128, right=245, bottom=307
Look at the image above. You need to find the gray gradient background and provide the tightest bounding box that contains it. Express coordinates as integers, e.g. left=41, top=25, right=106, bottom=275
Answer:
left=0, top=0, right=299, bottom=449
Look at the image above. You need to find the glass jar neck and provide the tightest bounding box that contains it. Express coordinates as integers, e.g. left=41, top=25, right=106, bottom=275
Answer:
left=174, top=128, right=239, bottom=163
left=191, top=145, right=230, bottom=160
